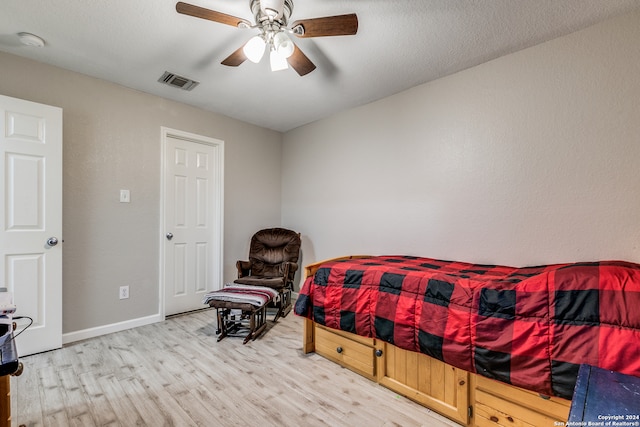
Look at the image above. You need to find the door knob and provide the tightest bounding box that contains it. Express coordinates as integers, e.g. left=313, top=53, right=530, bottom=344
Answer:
left=166, top=232, right=173, bottom=240
left=47, top=237, right=59, bottom=246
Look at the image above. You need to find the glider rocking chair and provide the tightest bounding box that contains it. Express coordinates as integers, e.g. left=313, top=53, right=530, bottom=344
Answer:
left=234, top=227, right=301, bottom=321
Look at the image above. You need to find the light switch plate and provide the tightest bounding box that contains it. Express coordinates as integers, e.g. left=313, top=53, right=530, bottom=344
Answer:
left=120, top=189, right=130, bottom=203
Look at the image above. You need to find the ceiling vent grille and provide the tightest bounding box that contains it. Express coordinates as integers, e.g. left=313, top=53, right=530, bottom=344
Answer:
left=158, top=71, right=199, bottom=91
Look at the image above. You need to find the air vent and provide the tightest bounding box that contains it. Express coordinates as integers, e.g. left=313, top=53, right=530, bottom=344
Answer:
left=158, top=71, right=199, bottom=91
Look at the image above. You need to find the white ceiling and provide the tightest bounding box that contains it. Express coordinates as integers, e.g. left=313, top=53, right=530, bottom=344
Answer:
left=1, top=0, right=639, bottom=132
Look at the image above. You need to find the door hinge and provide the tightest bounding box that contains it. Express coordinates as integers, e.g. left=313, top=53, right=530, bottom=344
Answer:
left=468, top=406, right=473, bottom=418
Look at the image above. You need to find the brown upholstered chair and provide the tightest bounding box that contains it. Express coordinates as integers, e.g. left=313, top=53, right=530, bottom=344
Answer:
left=234, top=227, right=301, bottom=321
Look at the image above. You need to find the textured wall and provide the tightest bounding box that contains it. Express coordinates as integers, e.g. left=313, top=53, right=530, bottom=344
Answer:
left=0, top=51, right=282, bottom=334
left=282, top=10, right=640, bottom=278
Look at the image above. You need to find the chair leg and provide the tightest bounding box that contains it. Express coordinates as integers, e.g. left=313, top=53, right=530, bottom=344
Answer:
left=281, top=288, right=292, bottom=318
left=245, top=305, right=268, bottom=344
left=273, top=288, right=292, bottom=322
left=216, top=308, right=228, bottom=342
left=243, top=309, right=256, bottom=344
left=215, top=305, right=269, bottom=344
left=216, top=308, right=242, bottom=342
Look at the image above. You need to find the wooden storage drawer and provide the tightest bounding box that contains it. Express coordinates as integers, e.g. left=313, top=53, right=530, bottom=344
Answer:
left=377, top=342, right=470, bottom=426
left=473, top=375, right=570, bottom=427
left=313, top=324, right=376, bottom=380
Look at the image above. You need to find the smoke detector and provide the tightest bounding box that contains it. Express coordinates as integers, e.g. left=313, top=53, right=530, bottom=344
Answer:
left=18, top=32, right=45, bottom=47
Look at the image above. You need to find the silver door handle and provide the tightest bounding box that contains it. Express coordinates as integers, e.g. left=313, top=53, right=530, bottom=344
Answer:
left=47, top=237, right=59, bottom=246
left=166, top=233, right=173, bottom=240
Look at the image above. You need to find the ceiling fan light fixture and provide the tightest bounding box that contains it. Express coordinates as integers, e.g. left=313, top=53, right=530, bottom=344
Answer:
left=243, top=35, right=266, bottom=63
left=176, top=0, right=356, bottom=76
left=273, top=31, right=294, bottom=58
left=270, top=49, right=289, bottom=71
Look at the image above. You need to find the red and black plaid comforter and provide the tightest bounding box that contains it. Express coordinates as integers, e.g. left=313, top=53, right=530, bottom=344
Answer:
left=294, top=255, right=640, bottom=399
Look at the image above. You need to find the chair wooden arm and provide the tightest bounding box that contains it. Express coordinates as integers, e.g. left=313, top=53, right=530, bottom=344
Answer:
left=282, top=262, right=301, bottom=287
left=236, top=260, right=251, bottom=278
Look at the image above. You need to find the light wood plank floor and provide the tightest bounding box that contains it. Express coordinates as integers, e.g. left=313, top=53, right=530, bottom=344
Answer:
left=10, top=309, right=459, bottom=427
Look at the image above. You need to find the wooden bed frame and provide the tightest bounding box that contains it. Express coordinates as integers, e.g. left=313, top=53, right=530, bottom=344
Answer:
left=301, top=256, right=571, bottom=427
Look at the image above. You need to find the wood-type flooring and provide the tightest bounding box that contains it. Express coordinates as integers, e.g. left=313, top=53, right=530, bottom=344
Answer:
left=10, top=309, right=458, bottom=426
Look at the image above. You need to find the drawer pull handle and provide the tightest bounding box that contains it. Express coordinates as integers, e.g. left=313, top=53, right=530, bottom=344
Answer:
left=336, top=346, right=343, bottom=354
left=538, top=393, right=551, bottom=400
left=490, top=416, right=499, bottom=422
left=375, top=349, right=383, bottom=357
left=507, top=416, right=514, bottom=422
left=459, top=380, right=465, bottom=386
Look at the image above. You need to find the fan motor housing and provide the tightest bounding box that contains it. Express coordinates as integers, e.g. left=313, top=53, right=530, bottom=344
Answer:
left=250, top=0, right=293, bottom=26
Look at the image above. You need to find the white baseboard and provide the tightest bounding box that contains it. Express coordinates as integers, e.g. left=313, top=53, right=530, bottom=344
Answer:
left=62, top=313, right=163, bottom=345
left=63, top=292, right=300, bottom=345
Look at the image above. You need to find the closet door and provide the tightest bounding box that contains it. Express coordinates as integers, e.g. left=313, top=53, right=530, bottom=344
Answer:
left=162, top=127, right=223, bottom=316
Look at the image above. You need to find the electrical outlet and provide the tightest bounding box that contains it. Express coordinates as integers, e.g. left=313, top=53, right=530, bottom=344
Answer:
left=119, top=285, right=129, bottom=300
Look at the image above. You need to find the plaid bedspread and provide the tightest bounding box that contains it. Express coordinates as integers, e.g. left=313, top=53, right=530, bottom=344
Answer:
left=294, top=255, right=640, bottom=399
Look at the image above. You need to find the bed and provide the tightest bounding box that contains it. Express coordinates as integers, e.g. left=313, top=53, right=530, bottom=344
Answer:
left=294, top=255, right=640, bottom=426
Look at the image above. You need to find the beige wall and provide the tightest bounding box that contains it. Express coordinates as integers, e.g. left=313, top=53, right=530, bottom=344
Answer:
left=3, top=8, right=640, bottom=336
left=282, top=10, right=640, bottom=275
left=0, top=51, right=283, bottom=334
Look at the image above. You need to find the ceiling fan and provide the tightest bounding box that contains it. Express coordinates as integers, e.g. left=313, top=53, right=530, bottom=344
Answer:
left=176, top=0, right=358, bottom=76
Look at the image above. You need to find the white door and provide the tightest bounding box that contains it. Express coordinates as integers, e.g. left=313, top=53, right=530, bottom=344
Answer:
left=162, top=128, right=223, bottom=316
left=0, top=94, right=62, bottom=356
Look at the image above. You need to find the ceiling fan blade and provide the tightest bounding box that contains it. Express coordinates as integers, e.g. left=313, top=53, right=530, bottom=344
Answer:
left=176, top=2, right=251, bottom=28
left=221, top=45, right=248, bottom=67
left=287, top=45, right=316, bottom=76
left=291, top=14, right=358, bottom=38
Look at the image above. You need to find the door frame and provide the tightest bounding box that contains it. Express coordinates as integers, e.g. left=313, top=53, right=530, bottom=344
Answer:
left=159, top=127, right=224, bottom=319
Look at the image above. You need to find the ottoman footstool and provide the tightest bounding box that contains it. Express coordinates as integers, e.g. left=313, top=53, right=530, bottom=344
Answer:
left=202, top=285, right=278, bottom=344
